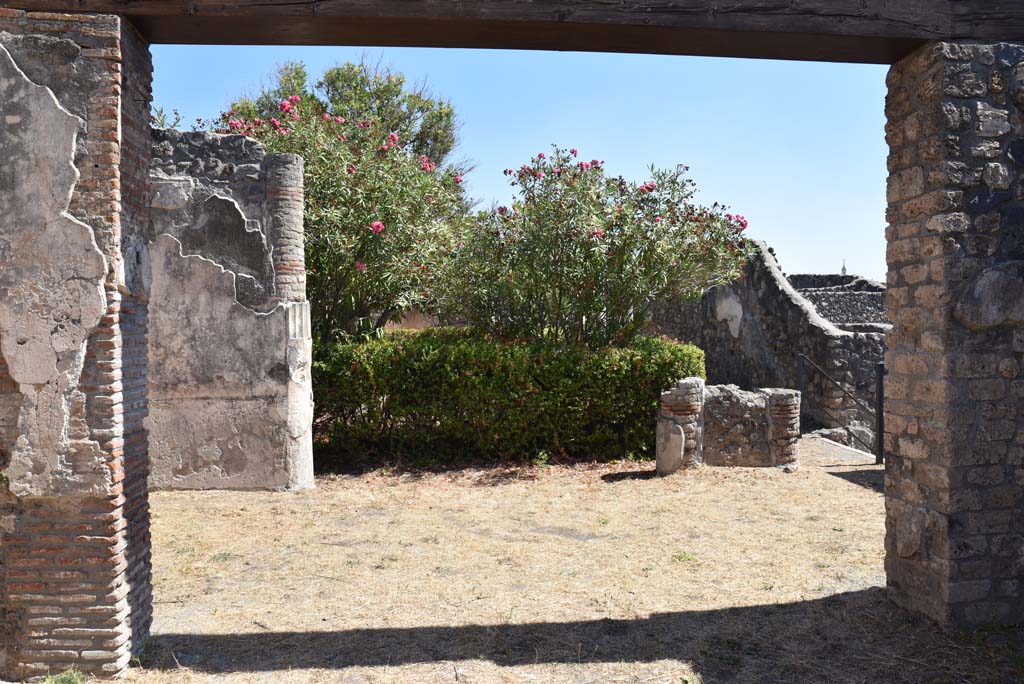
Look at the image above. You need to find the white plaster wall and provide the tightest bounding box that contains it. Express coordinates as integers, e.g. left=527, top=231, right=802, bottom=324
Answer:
left=145, top=234, right=313, bottom=490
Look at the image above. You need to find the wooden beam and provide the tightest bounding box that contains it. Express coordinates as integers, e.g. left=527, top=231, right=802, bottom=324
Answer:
left=2, top=1, right=1021, bottom=63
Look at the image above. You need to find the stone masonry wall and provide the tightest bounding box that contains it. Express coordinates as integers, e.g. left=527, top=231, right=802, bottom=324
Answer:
left=702, top=385, right=801, bottom=468
left=147, top=130, right=314, bottom=491
left=0, top=10, right=153, bottom=678
left=654, top=242, right=884, bottom=451
left=657, top=380, right=800, bottom=473
left=796, top=277, right=888, bottom=329
left=884, top=41, right=1024, bottom=627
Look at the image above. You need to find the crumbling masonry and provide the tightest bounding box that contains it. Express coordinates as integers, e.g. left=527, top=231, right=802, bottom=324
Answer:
left=0, top=5, right=1022, bottom=680
left=654, top=241, right=887, bottom=451
left=147, top=130, right=313, bottom=491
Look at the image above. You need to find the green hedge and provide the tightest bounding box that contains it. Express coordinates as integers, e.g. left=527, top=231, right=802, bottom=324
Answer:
left=314, top=327, right=704, bottom=468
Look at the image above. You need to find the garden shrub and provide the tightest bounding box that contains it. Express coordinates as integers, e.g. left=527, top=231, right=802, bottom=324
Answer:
left=315, top=327, right=704, bottom=469
left=430, top=146, right=753, bottom=348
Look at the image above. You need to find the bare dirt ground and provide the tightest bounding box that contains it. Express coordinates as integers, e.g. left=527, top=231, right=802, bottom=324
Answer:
left=122, top=437, right=1024, bottom=684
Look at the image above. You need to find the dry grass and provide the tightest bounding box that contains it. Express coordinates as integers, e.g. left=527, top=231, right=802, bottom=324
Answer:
left=121, top=438, right=1024, bottom=684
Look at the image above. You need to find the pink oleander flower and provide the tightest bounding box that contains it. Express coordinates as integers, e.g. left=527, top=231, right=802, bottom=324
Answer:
left=270, top=117, right=281, bottom=128
left=335, top=116, right=345, bottom=124
left=591, top=229, right=605, bottom=239
left=324, top=113, right=333, bottom=120
left=370, top=221, right=385, bottom=234
left=497, top=206, right=507, bottom=215
left=279, top=100, right=293, bottom=114
left=654, top=216, right=663, bottom=222
left=356, top=261, right=365, bottom=272
left=578, top=161, right=591, bottom=171
left=388, top=131, right=399, bottom=144
left=347, top=164, right=356, bottom=174
left=289, top=94, right=301, bottom=104
left=290, top=112, right=299, bottom=121
left=570, top=148, right=578, bottom=157
left=455, top=174, right=463, bottom=184
left=537, top=152, right=545, bottom=159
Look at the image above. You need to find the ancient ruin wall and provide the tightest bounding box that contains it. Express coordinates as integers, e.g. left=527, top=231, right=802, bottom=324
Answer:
left=794, top=276, right=888, bottom=330
left=884, top=41, right=1024, bottom=627
left=654, top=242, right=885, bottom=449
left=0, top=10, right=153, bottom=678
left=146, top=130, right=314, bottom=491
left=702, top=385, right=801, bottom=468
left=657, top=380, right=800, bottom=472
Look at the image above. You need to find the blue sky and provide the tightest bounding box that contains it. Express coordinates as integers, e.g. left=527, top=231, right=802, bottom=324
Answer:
left=153, top=45, right=889, bottom=280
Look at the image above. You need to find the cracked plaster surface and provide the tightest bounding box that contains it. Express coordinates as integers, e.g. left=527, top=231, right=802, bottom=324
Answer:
left=0, top=43, right=109, bottom=497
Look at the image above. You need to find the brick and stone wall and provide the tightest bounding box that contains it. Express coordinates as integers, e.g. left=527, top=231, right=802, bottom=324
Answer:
left=657, top=380, right=800, bottom=473
left=146, top=129, right=314, bottom=491
left=702, top=385, right=801, bottom=468
left=654, top=242, right=884, bottom=451
left=884, top=40, right=1024, bottom=627
left=0, top=10, right=153, bottom=678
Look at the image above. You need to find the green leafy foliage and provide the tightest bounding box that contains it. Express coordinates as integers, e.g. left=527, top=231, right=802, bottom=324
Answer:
left=430, top=146, right=752, bottom=348
left=231, top=60, right=458, bottom=165
left=314, top=327, right=704, bottom=468
left=215, top=92, right=465, bottom=345
left=41, top=670, right=87, bottom=684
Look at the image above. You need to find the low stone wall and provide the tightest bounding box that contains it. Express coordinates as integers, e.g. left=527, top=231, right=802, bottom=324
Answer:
left=657, top=380, right=800, bottom=473
left=145, top=130, right=313, bottom=491
left=654, top=242, right=884, bottom=450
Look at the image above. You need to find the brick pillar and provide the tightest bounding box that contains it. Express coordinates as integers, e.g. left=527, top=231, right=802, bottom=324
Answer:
left=0, top=11, right=153, bottom=678
left=657, top=378, right=704, bottom=475
left=266, top=154, right=307, bottom=302
left=767, top=389, right=801, bottom=466
left=885, top=41, right=1024, bottom=627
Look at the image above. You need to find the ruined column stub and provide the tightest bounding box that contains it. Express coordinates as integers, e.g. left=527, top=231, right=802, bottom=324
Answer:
left=766, top=389, right=801, bottom=467
left=885, top=41, right=1024, bottom=627
left=657, top=377, right=704, bottom=475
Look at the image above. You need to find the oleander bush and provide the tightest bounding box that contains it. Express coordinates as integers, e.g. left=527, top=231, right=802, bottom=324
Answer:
left=430, top=145, right=752, bottom=349
left=314, top=327, right=704, bottom=468
left=213, top=62, right=467, bottom=345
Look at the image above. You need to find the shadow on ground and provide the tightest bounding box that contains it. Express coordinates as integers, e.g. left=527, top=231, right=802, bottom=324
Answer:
left=141, top=589, right=1023, bottom=683
left=600, top=469, right=657, bottom=482
left=825, top=465, right=885, bottom=493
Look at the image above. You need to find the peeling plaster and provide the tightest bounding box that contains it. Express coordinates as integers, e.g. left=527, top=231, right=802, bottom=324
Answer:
left=146, top=234, right=313, bottom=490
left=0, top=44, right=108, bottom=497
